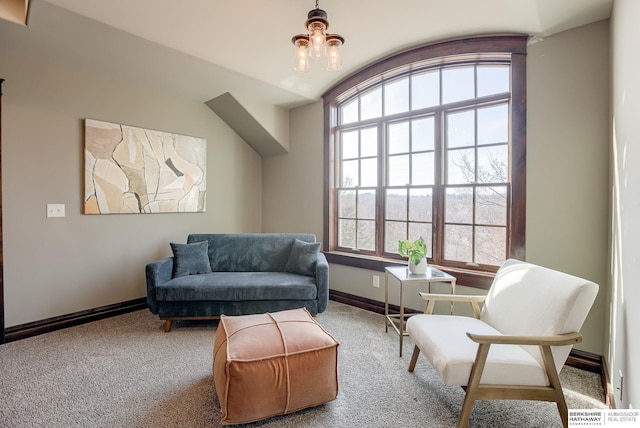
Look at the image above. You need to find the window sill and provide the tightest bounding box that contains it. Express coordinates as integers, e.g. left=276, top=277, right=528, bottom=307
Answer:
left=323, top=251, right=495, bottom=290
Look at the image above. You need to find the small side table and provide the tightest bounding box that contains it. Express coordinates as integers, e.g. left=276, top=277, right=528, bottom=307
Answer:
left=385, top=265, right=456, bottom=357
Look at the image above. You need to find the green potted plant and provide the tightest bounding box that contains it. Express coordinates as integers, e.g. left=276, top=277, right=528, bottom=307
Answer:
left=398, top=237, right=427, bottom=274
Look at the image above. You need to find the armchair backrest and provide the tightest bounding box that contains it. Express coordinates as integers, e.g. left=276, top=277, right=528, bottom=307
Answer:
left=480, top=259, right=599, bottom=372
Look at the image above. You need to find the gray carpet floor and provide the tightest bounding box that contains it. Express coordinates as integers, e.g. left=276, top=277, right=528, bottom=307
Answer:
left=0, top=301, right=606, bottom=427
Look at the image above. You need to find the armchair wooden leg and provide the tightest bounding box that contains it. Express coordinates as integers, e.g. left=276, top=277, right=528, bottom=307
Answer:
left=408, top=345, right=421, bottom=372
left=164, top=320, right=173, bottom=332
left=458, top=343, right=490, bottom=428
left=458, top=394, right=474, bottom=428
left=541, top=346, right=569, bottom=428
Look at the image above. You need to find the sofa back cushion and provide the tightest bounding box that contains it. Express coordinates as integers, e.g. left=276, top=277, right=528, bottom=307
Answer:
left=187, top=233, right=317, bottom=273
left=170, top=241, right=213, bottom=278
left=284, top=239, right=321, bottom=276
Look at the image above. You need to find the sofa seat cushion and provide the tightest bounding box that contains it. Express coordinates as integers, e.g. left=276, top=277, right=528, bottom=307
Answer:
left=406, top=314, right=547, bottom=386
left=155, top=272, right=318, bottom=302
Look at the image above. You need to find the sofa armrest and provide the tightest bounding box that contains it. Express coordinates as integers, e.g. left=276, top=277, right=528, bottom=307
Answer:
left=145, top=257, right=173, bottom=314
left=315, top=252, right=329, bottom=313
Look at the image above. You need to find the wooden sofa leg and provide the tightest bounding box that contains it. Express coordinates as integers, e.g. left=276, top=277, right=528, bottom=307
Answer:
left=164, top=320, right=173, bottom=333
left=408, top=345, right=421, bottom=372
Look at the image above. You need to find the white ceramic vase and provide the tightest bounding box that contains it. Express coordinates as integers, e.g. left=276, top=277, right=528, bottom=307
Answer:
left=408, top=258, right=427, bottom=274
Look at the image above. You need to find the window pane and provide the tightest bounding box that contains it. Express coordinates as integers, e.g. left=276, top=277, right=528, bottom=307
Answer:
left=388, top=121, right=409, bottom=154
left=478, top=104, right=508, bottom=145
left=412, top=152, right=434, bottom=185
left=342, top=159, right=359, bottom=187
left=477, top=65, right=510, bottom=97
left=361, top=127, right=378, bottom=157
left=444, top=224, right=472, bottom=262
left=475, top=226, right=506, bottom=265
left=385, top=77, right=409, bottom=116
left=412, top=70, right=439, bottom=110
left=360, top=158, right=378, bottom=187
left=409, top=188, right=432, bottom=222
left=445, top=187, right=473, bottom=224
left=442, top=66, right=474, bottom=104
left=340, top=98, right=358, bottom=124
left=447, top=110, right=475, bottom=149
left=476, top=186, right=507, bottom=226
left=342, top=130, right=359, bottom=159
left=412, top=117, right=435, bottom=152
left=361, top=88, right=382, bottom=120
left=477, top=145, right=508, bottom=183
left=386, top=189, right=407, bottom=221
left=388, top=154, right=410, bottom=186
left=338, top=189, right=356, bottom=218
left=338, top=219, right=356, bottom=248
left=357, top=220, right=376, bottom=250
left=409, top=223, right=432, bottom=258
left=385, top=221, right=407, bottom=253
left=358, top=190, right=376, bottom=219
left=447, top=148, right=475, bottom=185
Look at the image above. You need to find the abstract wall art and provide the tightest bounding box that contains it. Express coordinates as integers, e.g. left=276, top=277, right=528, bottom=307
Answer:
left=84, top=119, right=207, bottom=214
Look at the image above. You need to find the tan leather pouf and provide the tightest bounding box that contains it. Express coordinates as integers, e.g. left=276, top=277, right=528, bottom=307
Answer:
left=213, top=308, right=339, bottom=425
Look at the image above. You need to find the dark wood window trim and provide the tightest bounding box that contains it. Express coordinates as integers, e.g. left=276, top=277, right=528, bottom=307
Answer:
left=1, top=78, right=5, bottom=343
left=322, top=35, right=527, bottom=289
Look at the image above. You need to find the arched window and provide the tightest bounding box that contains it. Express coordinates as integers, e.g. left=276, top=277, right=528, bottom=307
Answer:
left=322, top=35, right=527, bottom=287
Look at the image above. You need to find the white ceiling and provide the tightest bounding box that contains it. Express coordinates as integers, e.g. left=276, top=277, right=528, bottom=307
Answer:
left=2, top=0, right=612, bottom=108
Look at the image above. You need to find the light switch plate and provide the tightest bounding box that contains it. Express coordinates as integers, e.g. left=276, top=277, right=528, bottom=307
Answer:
left=47, top=204, right=65, bottom=218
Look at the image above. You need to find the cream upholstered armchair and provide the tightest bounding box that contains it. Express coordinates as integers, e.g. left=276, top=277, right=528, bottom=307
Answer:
left=406, top=259, right=599, bottom=428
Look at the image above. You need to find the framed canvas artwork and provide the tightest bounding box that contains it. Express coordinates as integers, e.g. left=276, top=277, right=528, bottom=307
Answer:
left=84, top=119, right=207, bottom=214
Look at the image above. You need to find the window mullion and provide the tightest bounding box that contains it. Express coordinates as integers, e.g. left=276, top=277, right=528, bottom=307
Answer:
left=376, top=121, right=385, bottom=257
left=472, top=184, right=477, bottom=264
left=472, top=107, right=479, bottom=264
left=433, top=110, right=444, bottom=264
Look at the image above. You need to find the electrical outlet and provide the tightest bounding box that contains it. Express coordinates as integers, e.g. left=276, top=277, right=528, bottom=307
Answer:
left=372, top=275, right=380, bottom=288
left=47, top=204, right=65, bottom=218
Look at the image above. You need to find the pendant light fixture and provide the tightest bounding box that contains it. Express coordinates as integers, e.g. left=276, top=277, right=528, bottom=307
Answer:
left=291, top=1, right=344, bottom=72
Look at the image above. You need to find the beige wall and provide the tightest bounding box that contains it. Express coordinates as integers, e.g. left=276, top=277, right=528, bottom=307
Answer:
left=526, top=20, right=610, bottom=354
left=262, top=101, right=324, bottom=238
left=264, top=21, right=611, bottom=355
left=610, top=0, right=639, bottom=409
left=0, top=17, right=612, bottom=361
left=1, top=50, right=263, bottom=327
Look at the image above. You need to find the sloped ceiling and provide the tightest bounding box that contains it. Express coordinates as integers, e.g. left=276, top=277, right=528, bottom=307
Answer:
left=0, top=0, right=612, bottom=155
left=3, top=0, right=612, bottom=108
left=206, top=93, right=290, bottom=157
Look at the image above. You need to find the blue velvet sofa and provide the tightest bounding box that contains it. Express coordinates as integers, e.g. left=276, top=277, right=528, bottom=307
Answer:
left=145, top=233, right=329, bottom=331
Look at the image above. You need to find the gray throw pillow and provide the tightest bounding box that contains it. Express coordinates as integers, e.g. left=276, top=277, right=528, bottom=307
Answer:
left=285, top=239, right=321, bottom=277
left=170, top=241, right=212, bottom=278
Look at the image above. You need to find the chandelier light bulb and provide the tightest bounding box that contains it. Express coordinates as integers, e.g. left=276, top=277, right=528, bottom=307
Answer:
left=293, top=36, right=310, bottom=72
left=326, top=35, right=343, bottom=71
left=308, top=21, right=327, bottom=60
